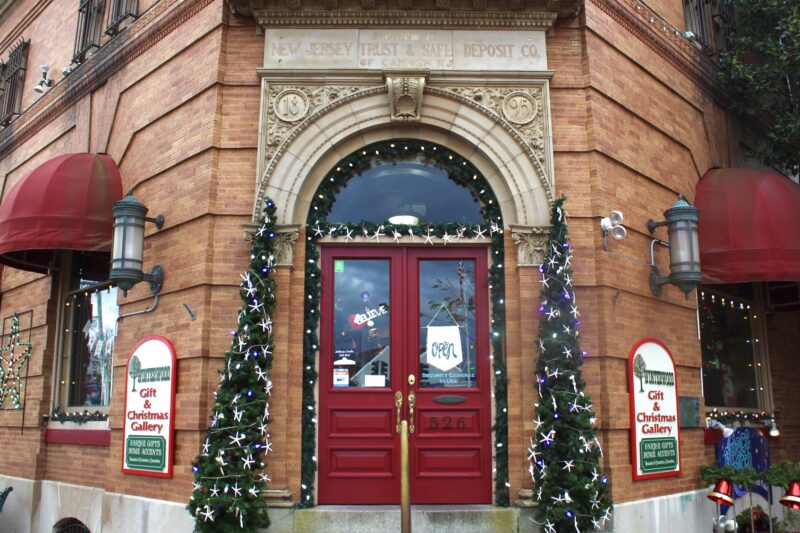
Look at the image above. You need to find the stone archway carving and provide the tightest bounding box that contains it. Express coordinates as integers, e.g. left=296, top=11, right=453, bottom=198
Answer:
left=253, top=72, right=555, bottom=265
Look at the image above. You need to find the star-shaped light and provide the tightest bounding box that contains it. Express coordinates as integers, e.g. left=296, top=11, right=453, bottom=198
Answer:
left=201, top=505, right=215, bottom=522
left=202, top=439, right=210, bottom=455
left=210, top=485, right=220, bottom=497
left=232, top=482, right=242, bottom=497
left=424, top=230, right=435, bottom=245
left=258, top=317, right=273, bottom=333
left=233, top=407, right=243, bottom=422
left=259, top=473, right=272, bottom=483
left=392, top=230, right=403, bottom=243
left=371, top=226, right=385, bottom=243
left=344, top=228, right=354, bottom=242
left=313, top=224, right=325, bottom=237
left=473, top=226, right=487, bottom=239
left=563, top=460, right=574, bottom=472
left=539, top=275, right=549, bottom=288
left=242, top=454, right=255, bottom=469
left=229, top=432, right=245, bottom=447
left=248, top=300, right=264, bottom=313
left=442, top=232, right=452, bottom=244
left=539, top=430, right=555, bottom=446
left=249, top=486, right=260, bottom=497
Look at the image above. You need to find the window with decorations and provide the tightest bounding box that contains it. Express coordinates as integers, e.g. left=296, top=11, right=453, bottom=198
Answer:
left=699, top=283, right=770, bottom=411
left=54, top=251, right=118, bottom=413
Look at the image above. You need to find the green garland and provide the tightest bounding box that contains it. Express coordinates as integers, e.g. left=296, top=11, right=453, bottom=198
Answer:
left=701, top=462, right=800, bottom=490
left=706, top=409, right=775, bottom=426
left=300, top=139, right=510, bottom=507
left=50, top=407, right=108, bottom=424
left=187, top=200, right=277, bottom=531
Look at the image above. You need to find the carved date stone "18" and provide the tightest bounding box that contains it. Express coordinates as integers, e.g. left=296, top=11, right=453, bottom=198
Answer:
left=501, top=91, right=537, bottom=125
left=274, top=89, right=310, bottom=123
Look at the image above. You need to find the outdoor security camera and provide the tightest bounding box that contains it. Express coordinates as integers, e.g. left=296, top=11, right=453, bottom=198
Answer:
left=600, top=210, right=626, bottom=251
left=40, top=64, right=49, bottom=74
left=63, top=65, right=73, bottom=76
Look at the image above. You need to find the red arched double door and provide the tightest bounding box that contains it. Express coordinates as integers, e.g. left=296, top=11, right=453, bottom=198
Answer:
left=318, top=246, right=492, bottom=504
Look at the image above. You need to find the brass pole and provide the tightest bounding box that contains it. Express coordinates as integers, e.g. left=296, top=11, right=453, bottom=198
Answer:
left=400, top=419, right=411, bottom=533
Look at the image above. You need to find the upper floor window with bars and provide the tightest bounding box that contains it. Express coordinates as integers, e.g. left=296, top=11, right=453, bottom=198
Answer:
left=106, top=0, right=138, bottom=36
left=73, top=0, right=138, bottom=64
left=74, top=0, right=105, bottom=64
left=0, top=40, right=29, bottom=126
left=684, top=0, right=734, bottom=54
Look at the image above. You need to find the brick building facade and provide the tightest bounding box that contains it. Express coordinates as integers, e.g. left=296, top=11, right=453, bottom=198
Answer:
left=0, top=0, right=797, bottom=531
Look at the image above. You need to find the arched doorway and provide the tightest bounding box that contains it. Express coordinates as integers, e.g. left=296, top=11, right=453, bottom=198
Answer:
left=307, top=140, right=500, bottom=504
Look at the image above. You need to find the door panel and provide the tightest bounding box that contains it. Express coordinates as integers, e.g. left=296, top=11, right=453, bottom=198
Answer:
left=319, top=250, right=402, bottom=504
left=409, top=248, right=491, bottom=503
left=318, top=247, right=491, bottom=505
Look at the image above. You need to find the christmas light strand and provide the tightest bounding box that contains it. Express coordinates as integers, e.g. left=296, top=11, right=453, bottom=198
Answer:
left=529, top=197, right=613, bottom=531
left=187, top=200, right=278, bottom=531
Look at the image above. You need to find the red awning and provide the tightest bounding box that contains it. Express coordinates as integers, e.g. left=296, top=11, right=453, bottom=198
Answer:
left=697, top=168, right=800, bottom=284
left=0, top=153, right=123, bottom=273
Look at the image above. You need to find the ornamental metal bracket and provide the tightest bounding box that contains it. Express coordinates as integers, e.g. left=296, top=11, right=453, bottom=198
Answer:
left=386, top=74, right=426, bottom=122
left=510, top=225, right=550, bottom=267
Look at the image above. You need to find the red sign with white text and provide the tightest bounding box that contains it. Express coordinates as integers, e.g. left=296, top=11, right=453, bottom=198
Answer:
left=121, top=336, right=177, bottom=478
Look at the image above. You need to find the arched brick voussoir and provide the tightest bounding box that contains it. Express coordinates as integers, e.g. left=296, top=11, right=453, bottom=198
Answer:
left=256, top=89, right=553, bottom=228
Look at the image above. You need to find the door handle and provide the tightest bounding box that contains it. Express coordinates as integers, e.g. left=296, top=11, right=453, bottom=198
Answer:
left=395, top=391, right=403, bottom=434
left=408, top=391, right=415, bottom=434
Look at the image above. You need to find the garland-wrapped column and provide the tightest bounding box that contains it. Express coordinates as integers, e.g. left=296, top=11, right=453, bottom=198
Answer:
left=187, top=200, right=278, bottom=532
left=529, top=197, right=612, bottom=532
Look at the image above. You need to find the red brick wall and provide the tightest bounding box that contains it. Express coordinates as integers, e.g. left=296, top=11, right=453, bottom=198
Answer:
left=766, top=310, right=800, bottom=463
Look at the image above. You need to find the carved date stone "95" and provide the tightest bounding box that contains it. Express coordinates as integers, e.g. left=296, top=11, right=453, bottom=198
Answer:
left=501, top=91, right=538, bottom=125
left=273, top=89, right=310, bottom=123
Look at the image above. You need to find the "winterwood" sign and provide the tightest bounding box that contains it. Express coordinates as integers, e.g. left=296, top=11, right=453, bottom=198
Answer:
left=121, top=336, right=177, bottom=478
left=628, top=338, right=682, bottom=480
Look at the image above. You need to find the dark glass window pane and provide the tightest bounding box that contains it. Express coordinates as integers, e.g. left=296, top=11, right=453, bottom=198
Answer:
left=419, top=260, right=477, bottom=389
left=327, top=161, right=482, bottom=224
left=332, top=259, right=391, bottom=388
left=700, top=288, right=758, bottom=408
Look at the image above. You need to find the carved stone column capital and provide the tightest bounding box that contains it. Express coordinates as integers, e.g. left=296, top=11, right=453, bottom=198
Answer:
left=243, top=223, right=300, bottom=269
left=274, top=224, right=301, bottom=268
left=386, top=74, right=426, bottom=122
left=510, top=224, right=550, bottom=267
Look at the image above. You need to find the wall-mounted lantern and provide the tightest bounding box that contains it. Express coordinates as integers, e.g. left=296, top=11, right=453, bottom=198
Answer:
left=110, top=193, right=165, bottom=296
left=647, top=194, right=702, bottom=298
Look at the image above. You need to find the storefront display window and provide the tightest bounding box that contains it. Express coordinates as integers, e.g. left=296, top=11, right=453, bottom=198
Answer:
left=58, top=252, right=118, bottom=408
left=700, top=285, right=767, bottom=409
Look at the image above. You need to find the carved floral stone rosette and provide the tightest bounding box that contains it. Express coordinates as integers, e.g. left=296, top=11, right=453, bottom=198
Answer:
left=510, top=225, right=550, bottom=266
left=446, top=86, right=547, bottom=169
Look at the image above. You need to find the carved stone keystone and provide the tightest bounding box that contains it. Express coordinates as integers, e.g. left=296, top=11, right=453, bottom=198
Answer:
left=386, top=75, right=426, bottom=122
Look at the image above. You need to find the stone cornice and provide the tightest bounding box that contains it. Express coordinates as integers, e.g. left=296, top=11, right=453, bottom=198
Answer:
left=0, top=0, right=215, bottom=160
left=589, top=0, right=728, bottom=103
left=255, top=9, right=558, bottom=29
left=229, top=0, right=582, bottom=19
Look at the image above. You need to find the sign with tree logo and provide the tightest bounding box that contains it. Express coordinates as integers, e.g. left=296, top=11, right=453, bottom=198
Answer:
left=121, top=336, right=177, bottom=477
left=628, top=338, right=681, bottom=480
